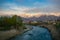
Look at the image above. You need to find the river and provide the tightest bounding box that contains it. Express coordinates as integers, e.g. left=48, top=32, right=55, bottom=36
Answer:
left=9, top=26, right=52, bottom=40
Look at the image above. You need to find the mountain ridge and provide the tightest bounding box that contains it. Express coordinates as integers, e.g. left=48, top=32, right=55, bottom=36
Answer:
left=22, top=15, right=60, bottom=22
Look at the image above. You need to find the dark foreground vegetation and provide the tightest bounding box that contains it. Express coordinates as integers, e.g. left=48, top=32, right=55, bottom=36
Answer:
left=0, top=15, right=24, bottom=31
left=55, top=22, right=60, bottom=35
left=55, top=22, right=60, bottom=29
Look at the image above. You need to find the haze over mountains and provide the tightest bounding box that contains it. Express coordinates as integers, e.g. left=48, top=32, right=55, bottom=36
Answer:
left=0, top=12, right=60, bottom=22
left=21, top=14, right=60, bottom=22
left=18, top=13, right=60, bottom=18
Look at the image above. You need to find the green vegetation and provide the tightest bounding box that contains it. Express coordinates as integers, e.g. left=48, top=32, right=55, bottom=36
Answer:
left=55, top=21, right=60, bottom=36
left=55, top=22, right=60, bottom=29
left=0, top=15, right=24, bottom=30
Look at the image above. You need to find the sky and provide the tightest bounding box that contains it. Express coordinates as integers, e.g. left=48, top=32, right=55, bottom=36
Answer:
left=0, top=0, right=60, bottom=16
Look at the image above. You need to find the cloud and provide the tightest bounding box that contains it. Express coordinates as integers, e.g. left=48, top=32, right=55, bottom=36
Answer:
left=0, top=0, right=60, bottom=16
left=23, top=0, right=60, bottom=13
left=24, top=4, right=60, bottom=13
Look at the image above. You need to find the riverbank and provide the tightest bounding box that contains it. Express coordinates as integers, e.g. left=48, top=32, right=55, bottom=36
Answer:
left=34, top=25, right=60, bottom=40
left=0, top=29, right=22, bottom=40
left=0, top=25, right=32, bottom=40
left=41, top=25, right=60, bottom=40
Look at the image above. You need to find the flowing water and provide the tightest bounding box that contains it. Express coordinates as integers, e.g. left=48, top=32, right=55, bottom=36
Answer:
left=10, top=26, right=52, bottom=40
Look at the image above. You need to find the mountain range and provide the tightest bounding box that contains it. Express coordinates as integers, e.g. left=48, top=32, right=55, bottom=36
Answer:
left=22, top=15, right=60, bottom=22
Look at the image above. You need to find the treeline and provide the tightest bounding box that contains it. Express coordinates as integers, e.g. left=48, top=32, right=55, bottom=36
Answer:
left=0, top=15, right=23, bottom=30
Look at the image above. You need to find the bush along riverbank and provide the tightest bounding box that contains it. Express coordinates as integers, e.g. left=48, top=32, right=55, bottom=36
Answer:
left=0, top=15, right=25, bottom=31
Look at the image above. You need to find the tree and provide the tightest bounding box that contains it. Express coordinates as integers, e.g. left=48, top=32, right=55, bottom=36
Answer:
left=11, top=15, right=23, bottom=29
left=0, top=15, right=23, bottom=30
